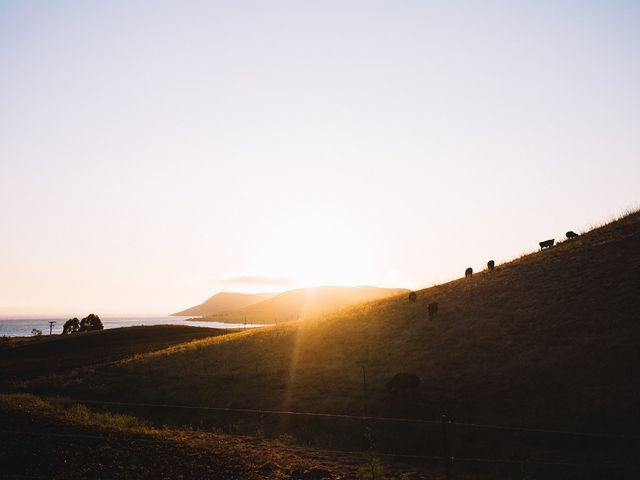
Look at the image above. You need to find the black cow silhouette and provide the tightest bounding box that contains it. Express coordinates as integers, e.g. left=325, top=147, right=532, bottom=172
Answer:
left=408, top=291, right=417, bottom=302
left=428, top=302, right=438, bottom=320
left=386, top=373, right=420, bottom=397
left=539, top=239, right=555, bottom=250
left=566, top=231, right=578, bottom=239
left=487, top=260, right=495, bottom=271
left=465, top=267, right=473, bottom=277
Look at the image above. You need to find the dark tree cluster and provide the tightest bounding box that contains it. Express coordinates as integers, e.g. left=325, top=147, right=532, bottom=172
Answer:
left=62, top=314, right=103, bottom=335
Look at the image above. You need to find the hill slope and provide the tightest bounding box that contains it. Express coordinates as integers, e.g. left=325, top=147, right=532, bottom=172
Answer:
left=202, top=285, right=409, bottom=324
left=172, top=292, right=276, bottom=317
left=28, top=210, right=640, bottom=436
left=0, top=325, right=229, bottom=379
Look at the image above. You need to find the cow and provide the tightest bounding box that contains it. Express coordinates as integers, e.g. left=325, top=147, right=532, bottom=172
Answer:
left=487, top=260, right=495, bottom=271
left=386, top=373, right=420, bottom=398
left=539, top=239, right=555, bottom=250
left=408, top=291, right=417, bottom=302
left=566, top=231, right=578, bottom=239
left=465, top=267, right=473, bottom=277
left=428, top=302, right=438, bottom=320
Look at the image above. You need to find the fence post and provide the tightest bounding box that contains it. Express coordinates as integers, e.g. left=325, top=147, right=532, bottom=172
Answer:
left=362, top=366, right=367, bottom=416
left=441, top=414, right=452, bottom=480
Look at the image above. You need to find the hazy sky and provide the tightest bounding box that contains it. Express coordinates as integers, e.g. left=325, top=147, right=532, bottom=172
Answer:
left=1, top=1, right=639, bottom=315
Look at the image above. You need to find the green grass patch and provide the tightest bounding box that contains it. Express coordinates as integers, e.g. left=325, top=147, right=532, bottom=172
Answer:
left=0, top=393, right=149, bottom=432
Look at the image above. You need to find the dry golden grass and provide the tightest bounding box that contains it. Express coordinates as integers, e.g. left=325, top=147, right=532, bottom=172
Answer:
left=0, top=393, right=150, bottom=431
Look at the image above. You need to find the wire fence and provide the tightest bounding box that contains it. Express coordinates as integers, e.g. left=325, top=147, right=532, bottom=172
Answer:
left=79, top=398, right=640, bottom=440
left=3, top=397, right=635, bottom=479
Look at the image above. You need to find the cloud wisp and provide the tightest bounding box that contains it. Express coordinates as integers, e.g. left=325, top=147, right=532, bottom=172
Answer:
left=211, top=275, right=296, bottom=287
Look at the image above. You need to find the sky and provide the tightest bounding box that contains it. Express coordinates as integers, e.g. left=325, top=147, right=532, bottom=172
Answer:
left=1, top=1, right=639, bottom=316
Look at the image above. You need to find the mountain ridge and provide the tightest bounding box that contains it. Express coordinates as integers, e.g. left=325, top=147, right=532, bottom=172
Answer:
left=171, top=291, right=276, bottom=317
left=200, top=285, right=410, bottom=324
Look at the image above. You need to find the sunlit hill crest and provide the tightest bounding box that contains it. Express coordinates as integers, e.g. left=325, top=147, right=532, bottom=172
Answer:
left=173, top=286, right=409, bottom=324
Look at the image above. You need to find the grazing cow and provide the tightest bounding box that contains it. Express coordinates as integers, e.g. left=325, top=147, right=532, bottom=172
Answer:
left=428, top=302, right=438, bottom=320
left=465, top=267, right=473, bottom=277
left=539, top=239, right=555, bottom=250
left=487, top=260, right=495, bottom=271
left=408, top=291, right=417, bottom=302
left=386, top=373, right=420, bottom=398
left=566, top=231, right=578, bottom=239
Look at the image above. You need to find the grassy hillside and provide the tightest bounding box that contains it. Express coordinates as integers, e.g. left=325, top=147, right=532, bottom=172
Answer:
left=202, top=285, right=409, bottom=324
left=53, top=210, right=640, bottom=430
left=172, top=291, right=277, bottom=317
left=0, top=325, right=230, bottom=380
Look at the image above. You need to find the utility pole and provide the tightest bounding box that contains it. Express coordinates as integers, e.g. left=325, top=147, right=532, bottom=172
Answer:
left=48, top=321, right=56, bottom=335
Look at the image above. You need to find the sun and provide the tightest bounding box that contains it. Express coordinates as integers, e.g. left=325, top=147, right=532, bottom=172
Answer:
left=245, top=205, right=377, bottom=288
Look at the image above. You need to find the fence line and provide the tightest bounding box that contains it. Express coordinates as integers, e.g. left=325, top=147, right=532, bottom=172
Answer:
left=80, top=399, right=442, bottom=425
left=4, top=396, right=637, bottom=479
left=79, top=398, right=640, bottom=441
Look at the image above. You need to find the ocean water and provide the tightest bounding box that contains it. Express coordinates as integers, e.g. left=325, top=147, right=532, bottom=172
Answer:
left=0, top=316, right=265, bottom=337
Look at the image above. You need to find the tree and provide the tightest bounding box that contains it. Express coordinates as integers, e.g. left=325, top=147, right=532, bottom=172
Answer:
left=62, top=314, right=103, bottom=334
left=79, top=313, right=103, bottom=332
left=62, top=318, right=80, bottom=335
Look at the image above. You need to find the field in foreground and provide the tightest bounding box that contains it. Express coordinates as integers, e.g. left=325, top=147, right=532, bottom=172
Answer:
left=2, top=210, right=640, bottom=478
left=0, top=393, right=448, bottom=480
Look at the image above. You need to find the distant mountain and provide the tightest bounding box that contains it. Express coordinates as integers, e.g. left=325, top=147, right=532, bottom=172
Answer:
left=202, top=286, right=409, bottom=324
left=171, top=292, right=277, bottom=317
